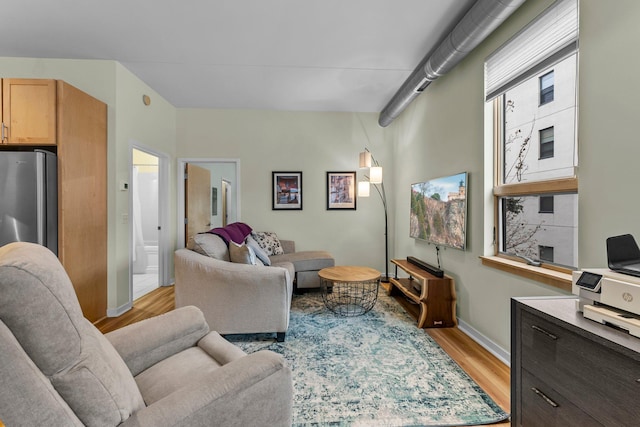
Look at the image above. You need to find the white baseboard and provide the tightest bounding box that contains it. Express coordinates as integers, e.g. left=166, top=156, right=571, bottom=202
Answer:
left=107, top=301, right=132, bottom=318
left=457, top=318, right=511, bottom=367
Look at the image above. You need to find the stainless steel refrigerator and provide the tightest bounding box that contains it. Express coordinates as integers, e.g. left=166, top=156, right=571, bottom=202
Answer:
left=0, top=150, right=57, bottom=254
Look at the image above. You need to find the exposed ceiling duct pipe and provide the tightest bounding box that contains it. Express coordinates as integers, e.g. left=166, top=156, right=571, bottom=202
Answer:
left=378, top=0, right=526, bottom=127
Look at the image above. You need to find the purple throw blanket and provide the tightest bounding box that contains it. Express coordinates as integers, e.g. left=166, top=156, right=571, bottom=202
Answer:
left=208, top=222, right=253, bottom=245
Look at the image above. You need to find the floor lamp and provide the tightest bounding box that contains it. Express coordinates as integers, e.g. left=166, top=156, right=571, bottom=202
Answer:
left=358, top=149, right=389, bottom=283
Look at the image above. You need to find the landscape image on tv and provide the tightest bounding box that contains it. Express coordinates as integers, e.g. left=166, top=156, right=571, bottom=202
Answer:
left=410, top=172, right=467, bottom=250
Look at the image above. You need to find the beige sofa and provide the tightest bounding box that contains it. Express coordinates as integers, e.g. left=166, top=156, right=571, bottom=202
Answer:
left=174, top=233, right=334, bottom=341
left=0, top=242, right=292, bottom=427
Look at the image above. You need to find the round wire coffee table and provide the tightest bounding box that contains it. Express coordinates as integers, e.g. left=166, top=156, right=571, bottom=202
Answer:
left=318, top=266, right=381, bottom=316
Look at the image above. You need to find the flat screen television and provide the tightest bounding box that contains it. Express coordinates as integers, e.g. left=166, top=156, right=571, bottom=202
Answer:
left=410, top=172, right=467, bottom=250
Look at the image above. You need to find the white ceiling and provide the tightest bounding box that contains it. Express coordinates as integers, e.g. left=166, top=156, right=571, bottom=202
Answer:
left=1, top=0, right=476, bottom=112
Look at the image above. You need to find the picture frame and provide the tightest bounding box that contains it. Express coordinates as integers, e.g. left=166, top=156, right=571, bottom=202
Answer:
left=327, top=171, right=356, bottom=210
left=272, top=171, right=303, bottom=210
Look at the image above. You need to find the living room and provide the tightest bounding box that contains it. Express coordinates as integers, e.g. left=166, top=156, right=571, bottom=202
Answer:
left=1, top=0, right=639, bottom=425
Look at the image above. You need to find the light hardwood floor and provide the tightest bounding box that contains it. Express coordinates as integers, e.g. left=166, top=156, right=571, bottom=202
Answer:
left=94, top=285, right=174, bottom=334
left=96, top=285, right=510, bottom=426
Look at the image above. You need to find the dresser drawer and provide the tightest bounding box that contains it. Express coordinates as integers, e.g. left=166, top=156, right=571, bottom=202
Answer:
left=520, top=309, right=640, bottom=425
left=520, top=369, right=602, bottom=427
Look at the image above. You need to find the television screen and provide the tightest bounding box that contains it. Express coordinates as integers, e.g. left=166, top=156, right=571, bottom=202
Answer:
left=410, top=172, right=467, bottom=250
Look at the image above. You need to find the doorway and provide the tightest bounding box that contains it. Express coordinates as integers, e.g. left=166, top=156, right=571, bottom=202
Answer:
left=130, top=146, right=168, bottom=301
left=177, top=158, right=240, bottom=246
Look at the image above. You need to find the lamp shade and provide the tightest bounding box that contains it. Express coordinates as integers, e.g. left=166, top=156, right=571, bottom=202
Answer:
left=369, top=166, right=383, bottom=184
left=359, top=151, right=372, bottom=168
left=358, top=181, right=370, bottom=197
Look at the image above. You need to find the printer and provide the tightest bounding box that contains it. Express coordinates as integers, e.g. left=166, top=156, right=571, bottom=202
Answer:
left=572, top=234, right=640, bottom=337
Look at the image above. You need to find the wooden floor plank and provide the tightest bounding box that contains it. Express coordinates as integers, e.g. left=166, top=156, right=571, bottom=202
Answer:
left=94, top=285, right=175, bottom=334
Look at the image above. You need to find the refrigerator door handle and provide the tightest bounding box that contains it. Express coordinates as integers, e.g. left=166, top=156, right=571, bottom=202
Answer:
left=36, top=152, right=46, bottom=245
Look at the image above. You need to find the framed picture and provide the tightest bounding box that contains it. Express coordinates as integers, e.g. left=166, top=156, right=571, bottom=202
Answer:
left=272, top=171, right=303, bottom=210
left=327, top=171, right=356, bottom=210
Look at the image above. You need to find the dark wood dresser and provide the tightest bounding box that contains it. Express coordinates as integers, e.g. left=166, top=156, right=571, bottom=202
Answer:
left=511, top=297, right=640, bottom=426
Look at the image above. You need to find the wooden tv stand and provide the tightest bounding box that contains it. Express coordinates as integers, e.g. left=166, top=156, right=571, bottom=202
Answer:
left=388, top=259, right=457, bottom=328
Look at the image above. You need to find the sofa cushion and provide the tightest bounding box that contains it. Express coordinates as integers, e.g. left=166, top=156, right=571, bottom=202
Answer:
left=246, top=235, right=271, bottom=266
left=272, top=261, right=295, bottom=282
left=229, top=241, right=256, bottom=265
left=251, top=231, right=284, bottom=256
left=0, top=243, right=145, bottom=427
left=279, top=239, right=296, bottom=254
left=135, top=346, right=223, bottom=405
left=188, top=233, right=230, bottom=261
left=135, top=331, right=249, bottom=405
left=270, top=250, right=334, bottom=272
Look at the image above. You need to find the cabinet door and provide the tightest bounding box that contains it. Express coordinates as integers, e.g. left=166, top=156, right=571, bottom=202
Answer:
left=2, top=78, right=56, bottom=145
left=57, top=81, right=107, bottom=322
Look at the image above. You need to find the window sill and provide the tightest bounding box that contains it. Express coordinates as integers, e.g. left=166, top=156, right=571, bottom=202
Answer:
left=480, top=256, right=572, bottom=292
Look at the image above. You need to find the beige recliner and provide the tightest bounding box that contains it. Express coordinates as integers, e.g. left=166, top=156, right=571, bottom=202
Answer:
left=0, top=242, right=292, bottom=427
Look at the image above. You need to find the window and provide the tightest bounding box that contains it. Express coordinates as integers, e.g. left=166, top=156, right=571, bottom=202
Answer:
left=483, top=0, right=578, bottom=283
left=539, top=71, right=554, bottom=105
left=496, top=54, right=577, bottom=269
left=539, top=245, right=554, bottom=262
left=539, top=195, right=554, bottom=213
left=539, top=127, right=554, bottom=159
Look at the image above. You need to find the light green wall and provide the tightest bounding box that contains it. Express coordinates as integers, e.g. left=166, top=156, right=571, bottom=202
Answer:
left=113, top=63, right=177, bottom=309
left=0, top=57, right=177, bottom=312
left=176, top=109, right=393, bottom=271
left=386, top=0, right=640, bottom=352
left=577, top=0, right=640, bottom=265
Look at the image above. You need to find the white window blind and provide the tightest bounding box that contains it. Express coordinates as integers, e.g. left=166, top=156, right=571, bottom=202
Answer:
left=484, top=0, right=578, bottom=101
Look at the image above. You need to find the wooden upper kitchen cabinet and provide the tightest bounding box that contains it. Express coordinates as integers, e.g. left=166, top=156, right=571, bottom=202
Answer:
left=1, top=79, right=57, bottom=145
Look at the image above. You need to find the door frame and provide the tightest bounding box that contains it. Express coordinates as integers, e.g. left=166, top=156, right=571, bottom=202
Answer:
left=177, top=158, right=241, bottom=248
left=221, top=179, right=231, bottom=227
left=129, top=142, right=170, bottom=303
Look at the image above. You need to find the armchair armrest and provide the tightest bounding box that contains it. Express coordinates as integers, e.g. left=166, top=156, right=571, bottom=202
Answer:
left=105, top=306, right=209, bottom=376
left=121, top=350, right=293, bottom=427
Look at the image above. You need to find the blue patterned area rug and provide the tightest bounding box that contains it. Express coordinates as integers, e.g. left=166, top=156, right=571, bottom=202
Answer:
left=226, top=292, right=509, bottom=426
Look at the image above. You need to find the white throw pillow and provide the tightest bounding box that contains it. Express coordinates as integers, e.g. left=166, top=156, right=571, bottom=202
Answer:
left=250, top=231, right=284, bottom=256
left=246, top=235, right=272, bottom=265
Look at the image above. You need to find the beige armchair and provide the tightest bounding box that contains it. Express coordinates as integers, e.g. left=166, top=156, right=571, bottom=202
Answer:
left=0, top=242, right=292, bottom=427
